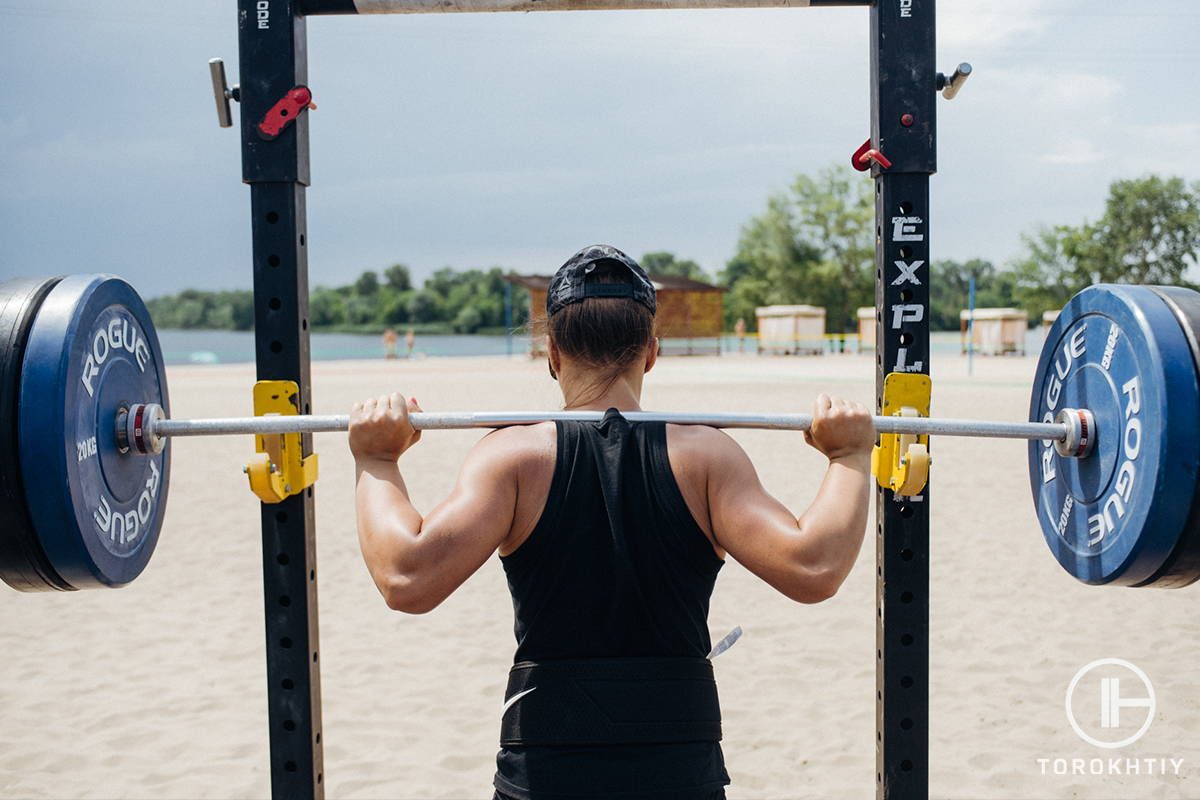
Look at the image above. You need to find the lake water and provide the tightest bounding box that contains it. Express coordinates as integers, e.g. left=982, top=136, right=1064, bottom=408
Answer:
left=157, top=329, right=522, bottom=365
left=157, top=329, right=1049, bottom=366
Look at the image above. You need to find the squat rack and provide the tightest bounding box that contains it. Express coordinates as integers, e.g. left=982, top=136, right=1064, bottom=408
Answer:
left=223, top=1, right=956, bottom=797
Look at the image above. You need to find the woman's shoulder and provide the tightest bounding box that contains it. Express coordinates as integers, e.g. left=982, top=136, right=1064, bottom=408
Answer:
left=663, top=424, right=757, bottom=494
left=472, top=421, right=558, bottom=473
left=663, top=423, right=743, bottom=461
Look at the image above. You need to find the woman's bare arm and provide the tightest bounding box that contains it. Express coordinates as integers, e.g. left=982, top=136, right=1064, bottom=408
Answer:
left=349, top=393, right=524, bottom=613
left=705, top=395, right=874, bottom=603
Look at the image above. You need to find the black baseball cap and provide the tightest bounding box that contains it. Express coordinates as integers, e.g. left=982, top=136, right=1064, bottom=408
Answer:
left=546, top=244, right=656, bottom=317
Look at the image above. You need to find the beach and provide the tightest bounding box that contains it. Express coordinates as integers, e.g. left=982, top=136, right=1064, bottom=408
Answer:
left=1, top=353, right=1197, bottom=800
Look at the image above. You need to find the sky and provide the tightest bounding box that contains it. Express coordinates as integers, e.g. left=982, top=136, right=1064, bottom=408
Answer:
left=0, top=0, right=1197, bottom=299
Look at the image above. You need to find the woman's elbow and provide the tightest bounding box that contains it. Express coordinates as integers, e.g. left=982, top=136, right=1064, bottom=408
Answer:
left=785, top=576, right=840, bottom=604
left=384, top=590, right=440, bottom=615
left=782, top=524, right=859, bottom=603
left=782, top=561, right=845, bottom=604
left=381, top=576, right=441, bottom=614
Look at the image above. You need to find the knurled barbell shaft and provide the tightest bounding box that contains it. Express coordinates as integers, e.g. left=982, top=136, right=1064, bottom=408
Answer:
left=148, top=410, right=1069, bottom=441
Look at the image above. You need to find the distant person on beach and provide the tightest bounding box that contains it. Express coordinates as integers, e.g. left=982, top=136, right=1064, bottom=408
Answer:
left=405, top=328, right=415, bottom=359
left=734, top=317, right=746, bottom=353
left=382, top=327, right=399, bottom=360
left=347, top=245, right=873, bottom=799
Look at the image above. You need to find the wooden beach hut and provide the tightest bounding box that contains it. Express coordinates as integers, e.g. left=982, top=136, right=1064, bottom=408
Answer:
left=856, top=307, right=876, bottom=351
left=755, top=305, right=826, bottom=355
left=507, top=273, right=725, bottom=357
left=959, top=308, right=1029, bottom=355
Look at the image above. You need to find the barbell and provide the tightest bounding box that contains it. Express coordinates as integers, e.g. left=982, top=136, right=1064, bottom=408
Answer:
left=1, top=273, right=1198, bottom=593
left=119, top=406, right=1080, bottom=447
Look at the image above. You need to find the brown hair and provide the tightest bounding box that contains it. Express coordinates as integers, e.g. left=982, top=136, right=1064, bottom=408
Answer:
left=544, top=261, right=656, bottom=379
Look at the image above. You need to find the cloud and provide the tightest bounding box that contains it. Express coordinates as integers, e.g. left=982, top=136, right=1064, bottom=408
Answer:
left=1038, top=136, right=1106, bottom=165
left=939, top=0, right=1052, bottom=49
left=987, top=68, right=1123, bottom=111
left=1127, top=121, right=1200, bottom=143
left=1108, top=122, right=1200, bottom=179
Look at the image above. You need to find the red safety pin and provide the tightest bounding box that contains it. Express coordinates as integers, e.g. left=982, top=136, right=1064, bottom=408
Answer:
left=257, top=86, right=316, bottom=141
left=851, top=138, right=892, bottom=171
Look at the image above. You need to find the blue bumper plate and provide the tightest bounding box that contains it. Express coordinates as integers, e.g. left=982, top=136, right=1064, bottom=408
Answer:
left=19, top=275, right=170, bottom=589
left=1029, top=284, right=1200, bottom=585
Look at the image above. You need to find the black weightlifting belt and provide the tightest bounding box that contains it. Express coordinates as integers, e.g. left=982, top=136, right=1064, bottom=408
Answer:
left=499, top=657, right=722, bottom=747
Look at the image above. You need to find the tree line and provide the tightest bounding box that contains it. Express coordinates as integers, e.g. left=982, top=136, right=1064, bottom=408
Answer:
left=146, top=265, right=531, bottom=335
left=719, top=170, right=1199, bottom=332
left=146, top=171, right=1199, bottom=334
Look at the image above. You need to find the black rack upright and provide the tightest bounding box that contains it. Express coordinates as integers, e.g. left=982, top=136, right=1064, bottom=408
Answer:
left=237, top=2, right=325, bottom=797
left=871, top=2, right=935, bottom=798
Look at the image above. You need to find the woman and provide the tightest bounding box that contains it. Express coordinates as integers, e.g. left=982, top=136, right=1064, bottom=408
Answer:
left=349, top=245, right=874, bottom=799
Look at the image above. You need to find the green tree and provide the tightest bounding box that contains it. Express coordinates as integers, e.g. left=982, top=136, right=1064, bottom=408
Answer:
left=789, top=166, right=874, bottom=333
left=640, top=252, right=711, bottom=282
left=1013, top=175, right=1200, bottom=320
left=174, top=297, right=208, bottom=329
left=343, top=295, right=376, bottom=326
left=406, top=289, right=440, bottom=323
left=354, top=270, right=380, bottom=296
left=384, top=263, right=413, bottom=292
left=425, top=267, right=468, bottom=300
left=1086, top=175, right=1200, bottom=284
left=225, top=291, right=255, bottom=330
left=1011, top=226, right=1083, bottom=322
left=204, top=303, right=234, bottom=330
left=721, top=195, right=824, bottom=330
left=425, top=267, right=516, bottom=330
left=929, top=259, right=1018, bottom=330
left=310, top=287, right=347, bottom=327
left=453, top=305, right=484, bottom=334
left=380, top=290, right=413, bottom=325
left=718, top=253, right=771, bottom=331
left=720, top=165, right=870, bottom=332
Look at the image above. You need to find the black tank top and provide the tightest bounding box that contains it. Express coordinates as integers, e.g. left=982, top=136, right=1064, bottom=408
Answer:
left=494, top=409, right=730, bottom=799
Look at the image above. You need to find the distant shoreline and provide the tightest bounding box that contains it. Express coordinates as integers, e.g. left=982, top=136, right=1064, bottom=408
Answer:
left=154, top=328, right=1048, bottom=367
left=155, top=328, right=525, bottom=367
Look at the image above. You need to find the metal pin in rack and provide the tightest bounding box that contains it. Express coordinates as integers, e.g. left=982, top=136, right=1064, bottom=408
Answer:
left=938, top=62, right=972, bottom=100
left=208, top=58, right=240, bottom=128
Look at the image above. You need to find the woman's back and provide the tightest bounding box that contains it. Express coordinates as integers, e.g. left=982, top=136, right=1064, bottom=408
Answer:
left=495, top=409, right=729, bottom=799
left=502, top=410, right=723, bottom=661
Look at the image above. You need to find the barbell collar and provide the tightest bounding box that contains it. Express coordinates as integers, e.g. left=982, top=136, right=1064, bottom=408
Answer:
left=1053, top=407, right=1096, bottom=459
left=117, top=403, right=167, bottom=455
left=132, top=404, right=1075, bottom=451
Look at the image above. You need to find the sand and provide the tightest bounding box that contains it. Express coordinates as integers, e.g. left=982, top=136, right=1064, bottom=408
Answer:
left=1, top=353, right=1197, bottom=799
